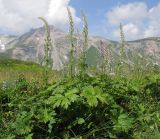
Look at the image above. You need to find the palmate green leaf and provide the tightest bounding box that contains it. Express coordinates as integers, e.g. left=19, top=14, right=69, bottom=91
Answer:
left=55, top=85, right=65, bottom=93
left=6, top=134, right=16, bottom=139
left=88, top=95, right=98, bottom=106
left=61, top=97, right=71, bottom=109
left=46, top=94, right=63, bottom=106
left=48, top=118, right=56, bottom=133
left=43, top=109, right=56, bottom=123
left=36, top=109, right=56, bottom=133
left=77, top=118, right=85, bottom=125
left=61, top=89, right=79, bottom=109
left=25, top=134, right=33, bottom=139
left=12, top=122, right=32, bottom=135
left=46, top=88, right=79, bottom=109
left=11, top=111, right=33, bottom=135
left=65, top=88, right=79, bottom=102
left=113, top=113, right=133, bottom=132
left=94, top=86, right=107, bottom=103
left=81, top=86, right=97, bottom=106
left=53, top=99, right=62, bottom=108
left=81, top=86, right=107, bottom=107
left=39, top=84, right=58, bottom=96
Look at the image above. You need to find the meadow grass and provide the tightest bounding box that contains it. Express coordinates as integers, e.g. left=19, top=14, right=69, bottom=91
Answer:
left=0, top=59, right=57, bottom=83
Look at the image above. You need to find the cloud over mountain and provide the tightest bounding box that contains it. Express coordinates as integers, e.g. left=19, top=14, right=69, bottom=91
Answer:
left=0, top=0, right=80, bottom=34
left=106, top=2, right=160, bottom=40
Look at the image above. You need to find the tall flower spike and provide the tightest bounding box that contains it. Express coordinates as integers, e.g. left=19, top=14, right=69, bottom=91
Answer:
left=38, top=17, right=52, bottom=68
left=81, top=11, right=88, bottom=75
left=38, top=17, right=53, bottom=85
left=67, top=7, right=75, bottom=78
left=120, top=22, right=126, bottom=60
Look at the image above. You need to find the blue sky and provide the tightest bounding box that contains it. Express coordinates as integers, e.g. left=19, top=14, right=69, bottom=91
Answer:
left=70, top=0, right=160, bottom=40
left=0, top=0, right=160, bottom=40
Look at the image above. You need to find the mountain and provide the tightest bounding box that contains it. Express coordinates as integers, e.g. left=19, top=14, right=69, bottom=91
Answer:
left=0, top=26, right=160, bottom=70
left=0, top=35, right=16, bottom=52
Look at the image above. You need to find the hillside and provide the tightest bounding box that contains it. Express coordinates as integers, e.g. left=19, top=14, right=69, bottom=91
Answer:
left=0, top=26, right=160, bottom=70
left=0, top=59, right=56, bottom=82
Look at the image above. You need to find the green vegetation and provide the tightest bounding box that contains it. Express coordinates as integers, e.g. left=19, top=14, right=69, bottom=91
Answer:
left=0, top=59, right=56, bottom=83
left=0, top=8, right=160, bottom=139
left=0, top=73, right=160, bottom=139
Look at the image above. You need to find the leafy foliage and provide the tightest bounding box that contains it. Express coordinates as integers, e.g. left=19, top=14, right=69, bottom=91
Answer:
left=0, top=74, right=160, bottom=138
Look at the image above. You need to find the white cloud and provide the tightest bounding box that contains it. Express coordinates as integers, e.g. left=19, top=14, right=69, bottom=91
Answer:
left=113, top=23, right=140, bottom=40
left=47, top=0, right=80, bottom=27
left=106, top=2, right=147, bottom=25
left=106, top=2, right=160, bottom=40
left=0, top=0, right=80, bottom=34
left=144, top=25, right=158, bottom=38
left=144, top=3, right=160, bottom=37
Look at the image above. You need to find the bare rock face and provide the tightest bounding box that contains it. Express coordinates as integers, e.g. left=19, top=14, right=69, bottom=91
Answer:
left=127, top=38, right=160, bottom=56
left=0, top=35, right=16, bottom=52
left=8, top=26, right=70, bottom=70
left=1, top=26, right=160, bottom=70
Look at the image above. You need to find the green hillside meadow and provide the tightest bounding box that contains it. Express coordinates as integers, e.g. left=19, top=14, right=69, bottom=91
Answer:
left=0, top=59, right=57, bottom=83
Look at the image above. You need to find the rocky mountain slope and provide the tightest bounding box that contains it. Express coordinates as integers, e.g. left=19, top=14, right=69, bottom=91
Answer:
left=0, top=26, right=160, bottom=70
left=0, top=35, right=16, bottom=52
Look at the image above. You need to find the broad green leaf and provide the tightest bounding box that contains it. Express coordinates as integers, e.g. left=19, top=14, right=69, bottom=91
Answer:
left=77, top=118, right=85, bottom=125
left=61, top=97, right=70, bottom=109
left=25, top=134, right=33, bottom=139
left=114, top=113, right=133, bottom=132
